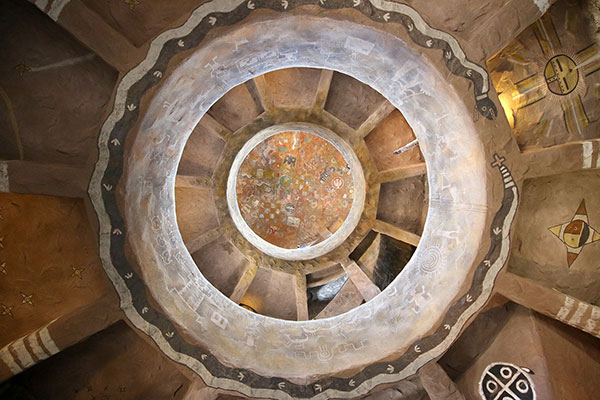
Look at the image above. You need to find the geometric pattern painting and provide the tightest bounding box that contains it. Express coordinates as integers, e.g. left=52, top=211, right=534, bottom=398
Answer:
left=237, top=131, right=354, bottom=249
left=479, top=362, right=536, bottom=400
left=549, top=199, right=600, bottom=267
left=488, top=0, right=600, bottom=149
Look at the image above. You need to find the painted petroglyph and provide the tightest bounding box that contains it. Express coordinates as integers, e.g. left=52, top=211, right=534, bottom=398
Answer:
left=489, top=3, right=599, bottom=145
left=548, top=199, right=600, bottom=267
left=236, top=130, right=354, bottom=249
left=555, top=294, right=600, bottom=336
left=88, top=0, right=512, bottom=396
left=227, top=123, right=365, bottom=261
left=479, top=362, right=536, bottom=400
left=0, top=327, right=60, bottom=375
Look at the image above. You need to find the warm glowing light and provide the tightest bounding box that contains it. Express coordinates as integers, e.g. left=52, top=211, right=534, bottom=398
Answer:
left=498, top=92, right=515, bottom=128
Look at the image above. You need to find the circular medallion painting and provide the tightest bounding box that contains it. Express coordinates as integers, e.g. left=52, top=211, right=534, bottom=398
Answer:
left=227, top=123, right=366, bottom=260
left=236, top=130, right=354, bottom=249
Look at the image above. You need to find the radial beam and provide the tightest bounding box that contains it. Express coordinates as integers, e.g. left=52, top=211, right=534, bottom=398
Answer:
left=252, top=75, right=275, bottom=112
left=314, top=279, right=363, bottom=319
left=185, top=225, right=226, bottom=255
left=373, top=219, right=421, bottom=247
left=198, top=113, right=233, bottom=142
left=495, top=271, right=600, bottom=339
left=376, top=163, right=427, bottom=183
left=0, top=293, right=120, bottom=382
left=30, top=0, right=141, bottom=73
left=0, top=160, right=88, bottom=198
left=418, top=361, right=466, bottom=400
left=294, top=271, right=309, bottom=321
left=521, top=139, right=600, bottom=180
left=229, top=261, right=259, bottom=304
left=352, top=100, right=396, bottom=143
left=317, top=110, right=356, bottom=142
left=175, top=175, right=213, bottom=189
left=340, top=259, right=380, bottom=302
left=313, top=69, right=334, bottom=110
left=466, top=0, right=560, bottom=62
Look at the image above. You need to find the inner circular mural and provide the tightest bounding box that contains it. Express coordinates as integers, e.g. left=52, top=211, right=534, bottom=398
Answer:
left=235, top=130, right=354, bottom=250
left=227, top=123, right=366, bottom=260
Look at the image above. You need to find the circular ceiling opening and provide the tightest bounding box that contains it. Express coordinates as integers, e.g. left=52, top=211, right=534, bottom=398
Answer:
left=227, top=123, right=366, bottom=260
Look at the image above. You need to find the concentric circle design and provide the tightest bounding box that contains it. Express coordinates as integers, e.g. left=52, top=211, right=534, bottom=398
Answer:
left=544, top=54, right=579, bottom=95
left=418, top=246, right=442, bottom=274
left=89, top=3, right=519, bottom=398
left=121, top=14, right=489, bottom=379
left=227, top=123, right=366, bottom=260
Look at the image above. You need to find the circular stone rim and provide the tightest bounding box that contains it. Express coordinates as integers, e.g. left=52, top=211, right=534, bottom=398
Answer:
left=226, top=122, right=366, bottom=260
left=89, top=11, right=512, bottom=393
left=119, top=15, right=489, bottom=378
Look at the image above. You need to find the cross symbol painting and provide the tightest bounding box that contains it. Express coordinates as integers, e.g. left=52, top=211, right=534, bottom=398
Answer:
left=491, top=153, right=506, bottom=168
left=479, top=362, right=536, bottom=400
left=549, top=200, right=600, bottom=267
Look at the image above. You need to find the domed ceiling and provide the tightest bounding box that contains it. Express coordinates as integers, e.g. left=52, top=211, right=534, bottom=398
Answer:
left=0, top=0, right=599, bottom=399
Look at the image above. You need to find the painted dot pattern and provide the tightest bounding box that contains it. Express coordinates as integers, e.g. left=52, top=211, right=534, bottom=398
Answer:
left=236, top=131, right=354, bottom=249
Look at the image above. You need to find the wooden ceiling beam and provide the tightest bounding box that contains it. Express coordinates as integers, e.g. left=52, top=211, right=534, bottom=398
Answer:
left=373, top=219, right=421, bottom=247
left=0, top=160, right=89, bottom=198
left=495, top=271, right=600, bottom=339
left=31, top=0, right=142, bottom=73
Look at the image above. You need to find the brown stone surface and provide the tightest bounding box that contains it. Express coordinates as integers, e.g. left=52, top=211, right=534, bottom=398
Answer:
left=365, top=110, right=424, bottom=171
left=0, top=0, right=117, bottom=164
left=520, top=139, right=600, bottom=180
left=4, top=321, right=190, bottom=400
left=208, top=83, right=262, bottom=132
left=377, top=175, right=428, bottom=236
left=191, top=236, right=247, bottom=298
left=82, top=0, right=203, bottom=47
left=510, top=170, right=600, bottom=303
left=241, top=267, right=297, bottom=321
left=56, top=0, right=142, bottom=72
left=6, top=160, right=89, bottom=198
left=0, top=193, right=113, bottom=346
left=496, top=271, right=600, bottom=337
left=535, top=314, right=600, bottom=400
left=418, top=362, right=465, bottom=400
left=440, top=303, right=517, bottom=380
left=178, top=121, right=226, bottom=178
left=324, top=71, right=385, bottom=129
left=264, top=67, right=321, bottom=109
left=455, top=306, right=554, bottom=400
left=175, top=186, right=219, bottom=246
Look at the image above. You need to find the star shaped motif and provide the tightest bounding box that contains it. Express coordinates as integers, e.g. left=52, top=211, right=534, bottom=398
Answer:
left=124, top=0, right=139, bottom=9
left=15, top=62, right=31, bottom=76
left=0, top=262, right=6, bottom=275
left=1, top=304, right=14, bottom=318
left=549, top=200, right=600, bottom=267
left=20, top=292, right=34, bottom=306
left=71, top=266, right=85, bottom=279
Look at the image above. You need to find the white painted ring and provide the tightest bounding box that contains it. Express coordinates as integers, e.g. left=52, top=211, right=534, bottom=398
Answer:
left=119, top=15, right=488, bottom=382
left=226, top=123, right=366, bottom=260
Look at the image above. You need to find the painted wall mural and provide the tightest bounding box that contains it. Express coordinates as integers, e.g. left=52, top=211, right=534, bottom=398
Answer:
left=236, top=131, right=354, bottom=249
left=549, top=199, right=600, bottom=267
left=479, top=362, right=536, bottom=400
left=488, top=0, right=600, bottom=149
left=0, top=194, right=109, bottom=352
left=89, top=1, right=509, bottom=398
